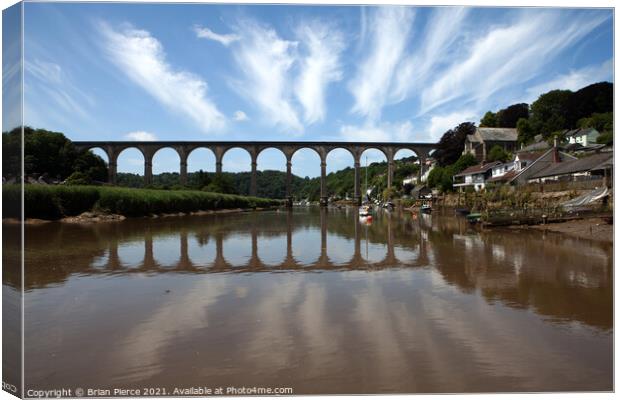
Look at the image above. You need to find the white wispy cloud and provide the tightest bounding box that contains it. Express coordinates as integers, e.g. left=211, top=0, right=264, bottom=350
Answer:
left=25, top=59, right=95, bottom=120
left=193, top=25, right=239, bottom=46
left=125, top=131, right=158, bottom=141
left=233, top=110, right=248, bottom=121
left=426, top=110, right=477, bottom=142
left=99, top=21, right=226, bottom=134
left=348, top=7, right=414, bottom=121
left=524, top=59, right=613, bottom=103
left=338, top=110, right=477, bottom=145
left=390, top=7, right=470, bottom=103
left=294, top=21, right=345, bottom=124
left=229, top=19, right=303, bottom=133
left=420, top=10, right=610, bottom=114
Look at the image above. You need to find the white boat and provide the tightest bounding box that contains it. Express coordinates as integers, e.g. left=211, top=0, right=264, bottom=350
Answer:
left=359, top=205, right=372, bottom=217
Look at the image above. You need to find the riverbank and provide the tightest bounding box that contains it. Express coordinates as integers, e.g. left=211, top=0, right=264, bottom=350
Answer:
left=2, top=184, right=281, bottom=221
left=528, top=217, right=613, bottom=243
left=3, top=206, right=278, bottom=225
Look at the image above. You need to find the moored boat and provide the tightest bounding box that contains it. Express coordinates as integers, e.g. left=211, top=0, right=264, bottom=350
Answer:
left=466, top=213, right=482, bottom=223
left=359, top=205, right=372, bottom=217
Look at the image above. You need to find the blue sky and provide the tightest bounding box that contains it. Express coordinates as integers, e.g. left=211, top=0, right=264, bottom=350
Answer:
left=16, top=3, right=613, bottom=177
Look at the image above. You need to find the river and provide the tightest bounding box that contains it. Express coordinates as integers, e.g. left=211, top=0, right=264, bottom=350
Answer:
left=3, top=207, right=613, bottom=394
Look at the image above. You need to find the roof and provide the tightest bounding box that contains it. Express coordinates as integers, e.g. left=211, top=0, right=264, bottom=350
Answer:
left=530, top=152, right=613, bottom=179
left=564, top=128, right=598, bottom=138
left=590, top=158, right=613, bottom=172
left=466, top=134, right=481, bottom=143
left=491, top=161, right=514, bottom=168
left=487, top=170, right=518, bottom=182
left=454, top=161, right=501, bottom=177
left=516, top=151, right=545, bottom=161
left=563, top=142, right=585, bottom=151
left=476, top=127, right=518, bottom=142
left=518, top=140, right=549, bottom=153
left=507, top=148, right=577, bottom=183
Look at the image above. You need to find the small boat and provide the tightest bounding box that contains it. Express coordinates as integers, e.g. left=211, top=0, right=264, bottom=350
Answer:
left=420, top=204, right=432, bottom=214
left=359, top=205, right=372, bottom=217
left=359, top=215, right=373, bottom=224
left=466, top=213, right=482, bottom=223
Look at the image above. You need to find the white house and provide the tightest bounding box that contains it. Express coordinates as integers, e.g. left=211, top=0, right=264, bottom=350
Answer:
left=564, top=128, right=600, bottom=147
left=402, top=158, right=436, bottom=186
left=491, top=162, right=514, bottom=179
left=453, top=161, right=501, bottom=191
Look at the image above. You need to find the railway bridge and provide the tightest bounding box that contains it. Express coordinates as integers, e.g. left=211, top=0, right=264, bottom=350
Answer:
left=73, top=141, right=437, bottom=205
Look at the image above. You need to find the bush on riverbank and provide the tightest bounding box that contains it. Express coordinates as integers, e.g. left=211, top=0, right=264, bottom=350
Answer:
left=2, top=185, right=280, bottom=220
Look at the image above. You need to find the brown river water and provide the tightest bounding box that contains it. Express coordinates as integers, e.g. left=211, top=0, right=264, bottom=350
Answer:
left=3, top=207, right=613, bottom=394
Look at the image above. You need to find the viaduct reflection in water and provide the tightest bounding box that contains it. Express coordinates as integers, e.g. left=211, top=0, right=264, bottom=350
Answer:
left=10, top=208, right=612, bottom=331
left=89, top=211, right=429, bottom=273
left=11, top=208, right=613, bottom=393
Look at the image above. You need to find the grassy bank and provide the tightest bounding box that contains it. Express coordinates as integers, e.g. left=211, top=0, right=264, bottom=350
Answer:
left=3, top=185, right=281, bottom=220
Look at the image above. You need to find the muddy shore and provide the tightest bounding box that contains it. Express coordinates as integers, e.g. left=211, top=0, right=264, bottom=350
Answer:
left=3, top=206, right=279, bottom=225
left=528, top=217, right=613, bottom=243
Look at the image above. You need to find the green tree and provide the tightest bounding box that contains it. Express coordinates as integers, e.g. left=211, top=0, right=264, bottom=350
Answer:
left=426, top=154, right=477, bottom=193
left=433, top=122, right=476, bottom=167
left=577, top=112, right=613, bottom=132
left=73, top=150, right=108, bottom=182
left=2, top=126, right=108, bottom=182
left=2, top=127, right=21, bottom=179
left=516, top=117, right=536, bottom=145
left=486, top=145, right=510, bottom=163
left=496, top=103, right=529, bottom=128
left=452, top=153, right=478, bottom=173
left=23, top=127, right=79, bottom=180
left=529, top=89, right=572, bottom=138
left=426, top=166, right=445, bottom=189
left=566, top=82, right=613, bottom=127
left=192, top=169, right=212, bottom=189
left=596, top=131, right=613, bottom=146
left=479, top=111, right=498, bottom=127
left=204, top=173, right=238, bottom=194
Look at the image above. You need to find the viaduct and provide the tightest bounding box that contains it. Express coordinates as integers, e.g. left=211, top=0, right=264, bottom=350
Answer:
left=73, top=141, right=437, bottom=205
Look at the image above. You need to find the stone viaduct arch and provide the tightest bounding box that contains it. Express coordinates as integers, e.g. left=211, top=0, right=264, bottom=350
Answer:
left=73, top=141, right=436, bottom=206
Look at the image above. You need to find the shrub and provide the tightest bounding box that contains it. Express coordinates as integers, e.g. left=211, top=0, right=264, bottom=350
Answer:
left=487, top=145, right=511, bottom=163
left=54, top=186, right=100, bottom=216
left=23, top=185, right=63, bottom=219
left=597, top=131, right=613, bottom=145
left=65, top=171, right=91, bottom=185
left=4, top=185, right=280, bottom=220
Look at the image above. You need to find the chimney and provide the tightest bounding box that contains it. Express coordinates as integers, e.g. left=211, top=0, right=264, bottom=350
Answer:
left=552, top=136, right=560, bottom=163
